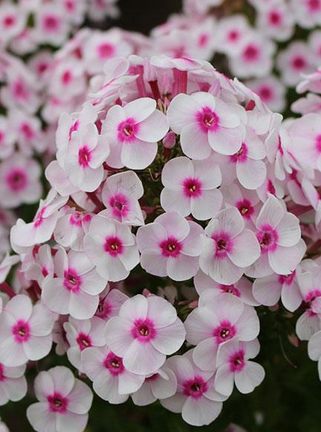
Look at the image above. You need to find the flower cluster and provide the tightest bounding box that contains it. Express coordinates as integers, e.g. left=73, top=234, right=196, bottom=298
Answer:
left=2, top=52, right=318, bottom=430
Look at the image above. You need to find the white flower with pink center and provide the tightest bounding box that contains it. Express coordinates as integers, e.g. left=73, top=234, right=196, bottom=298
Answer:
left=161, top=350, right=226, bottom=427
left=42, top=248, right=107, bottom=319
left=167, top=92, right=243, bottom=160
left=131, top=367, right=177, bottom=406
left=102, top=97, right=169, bottom=170
left=11, top=189, right=68, bottom=250
left=34, top=5, right=69, bottom=46
left=194, top=271, right=258, bottom=307
left=64, top=317, right=107, bottom=370
left=199, top=207, right=260, bottom=285
left=0, top=154, right=42, bottom=209
left=101, top=171, right=144, bottom=226
left=0, top=3, right=26, bottom=44
left=247, top=77, right=286, bottom=112
left=84, top=212, right=139, bottom=281
left=160, top=156, right=222, bottom=220
left=49, top=59, right=86, bottom=101
left=82, top=345, right=144, bottom=404
left=228, top=127, right=267, bottom=190
left=290, top=0, right=321, bottom=28
left=95, top=289, right=128, bottom=321
left=54, top=209, right=93, bottom=252
left=185, top=293, right=259, bottom=372
left=216, top=15, right=250, bottom=56
left=277, top=42, right=315, bottom=87
left=137, top=212, right=203, bottom=281
left=246, top=195, right=305, bottom=278
left=27, top=366, right=93, bottom=432
left=24, top=244, right=55, bottom=286
left=0, top=295, right=55, bottom=367
left=105, top=295, right=186, bottom=375
left=257, top=2, right=295, bottom=42
left=0, top=362, right=27, bottom=406
left=253, top=270, right=302, bottom=312
left=64, top=124, right=110, bottom=193
left=214, top=338, right=265, bottom=397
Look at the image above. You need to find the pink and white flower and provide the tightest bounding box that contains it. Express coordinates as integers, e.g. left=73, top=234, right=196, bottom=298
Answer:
left=0, top=362, right=27, bottom=406
left=0, top=295, right=55, bottom=367
left=105, top=294, right=186, bottom=375
left=27, top=366, right=93, bottom=432
left=137, top=212, right=203, bottom=281
left=95, top=289, right=128, bottom=321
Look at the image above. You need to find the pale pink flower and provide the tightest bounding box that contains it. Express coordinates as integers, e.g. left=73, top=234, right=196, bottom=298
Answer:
left=84, top=212, right=139, bottom=281
left=214, top=338, right=265, bottom=397
left=82, top=345, right=144, bottom=404
left=34, top=5, right=69, bottom=47
left=27, top=366, right=93, bottom=432
left=0, top=362, right=27, bottom=406
left=137, top=212, right=203, bottom=281
left=247, top=77, right=286, bottom=112
left=257, top=2, right=295, bottom=41
left=64, top=317, right=106, bottom=370
left=42, top=248, right=107, bottom=319
left=290, top=0, right=321, bottom=28
left=185, top=293, right=259, bottom=371
left=95, top=289, right=128, bottom=321
left=54, top=210, right=93, bottom=252
left=247, top=195, right=306, bottom=278
left=131, top=367, right=177, bottom=406
left=161, top=350, right=225, bottom=427
left=0, top=154, right=42, bottom=209
left=105, top=294, right=186, bottom=375
left=102, top=98, right=169, bottom=169
left=11, top=189, right=68, bottom=250
left=199, top=207, right=260, bottom=285
left=216, top=16, right=250, bottom=56
left=24, top=244, right=55, bottom=286
left=161, top=156, right=222, bottom=220
left=167, top=92, right=244, bottom=159
left=0, top=295, right=55, bottom=367
left=277, top=42, right=315, bottom=87
left=101, top=171, right=144, bottom=226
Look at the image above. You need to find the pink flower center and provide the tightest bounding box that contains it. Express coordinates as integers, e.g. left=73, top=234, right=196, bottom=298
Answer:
left=62, top=70, right=72, bottom=85
left=63, top=269, right=81, bottom=293
left=183, top=376, right=208, bottom=399
left=229, top=349, right=245, bottom=372
left=212, top=231, right=233, bottom=259
left=47, top=392, right=68, bottom=413
left=64, top=0, right=75, bottom=11
left=315, top=134, right=321, bottom=153
left=118, top=118, right=138, bottom=143
left=6, top=169, right=27, bottom=192
left=236, top=199, right=254, bottom=219
left=257, top=224, right=279, bottom=253
left=104, top=236, right=124, bottom=257
left=243, top=44, right=259, bottom=62
left=308, top=0, right=321, bottom=11
left=3, top=15, right=15, bottom=27
left=13, top=80, right=29, bottom=100
left=78, top=146, right=91, bottom=168
left=20, top=123, right=35, bottom=140
left=146, top=373, right=159, bottom=382
left=292, top=56, right=306, bottom=71
left=131, top=318, right=156, bottom=343
left=213, top=320, right=236, bottom=344
left=305, top=289, right=321, bottom=303
left=182, top=177, right=202, bottom=198
left=12, top=320, right=30, bottom=344
left=98, top=43, right=115, bottom=59
left=0, top=130, right=4, bottom=144
left=0, top=363, right=6, bottom=382
left=109, top=193, right=130, bottom=219
left=76, top=333, right=92, bottom=351
left=278, top=271, right=296, bottom=286
left=44, top=15, right=59, bottom=31
left=227, top=30, right=239, bottom=42
left=197, top=107, right=219, bottom=133
left=230, top=143, right=248, bottom=163
left=220, top=284, right=241, bottom=297
left=96, top=298, right=112, bottom=319
left=198, top=33, right=209, bottom=47
left=160, top=236, right=182, bottom=258
left=104, top=352, right=125, bottom=375
left=269, top=11, right=282, bottom=25
left=258, top=85, right=273, bottom=101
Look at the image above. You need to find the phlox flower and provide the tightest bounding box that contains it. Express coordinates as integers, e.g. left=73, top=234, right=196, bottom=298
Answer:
left=247, top=77, right=286, bottom=112
left=95, top=289, right=128, bottom=321
left=0, top=295, right=55, bottom=367
left=199, top=207, right=260, bottom=285
left=34, top=4, right=69, bottom=47
left=290, top=0, right=321, bottom=29
left=27, top=366, right=93, bottom=432
left=82, top=345, right=145, bottom=404
left=214, top=338, right=265, bottom=397
left=216, top=16, right=250, bottom=56
left=84, top=212, right=139, bottom=281
left=54, top=209, right=93, bottom=252
left=137, top=212, right=203, bottom=281
left=131, top=367, right=177, bottom=406
left=64, top=317, right=106, bottom=370
left=105, top=294, right=186, bottom=375
left=0, top=362, right=27, bottom=406
left=257, top=2, right=295, bottom=42
left=277, top=42, right=315, bottom=87
left=102, top=97, right=169, bottom=169
left=161, top=350, right=226, bottom=427
left=247, top=195, right=305, bottom=278
left=160, top=156, right=222, bottom=220
left=101, top=171, right=144, bottom=226
left=185, top=293, right=259, bottom=371
left=167, top=91, right=244, bottom=160
left=42, top=248, right=107, bottom=319
left=24, top=244, right=55, bottom=286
